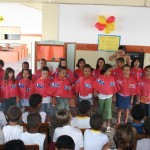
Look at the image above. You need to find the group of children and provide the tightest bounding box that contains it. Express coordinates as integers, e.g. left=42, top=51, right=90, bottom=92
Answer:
left=0, top=45, right=150, bottom=149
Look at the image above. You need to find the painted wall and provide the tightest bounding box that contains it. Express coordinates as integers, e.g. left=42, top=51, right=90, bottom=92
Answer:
left=58, top=4, right=150, bottom=46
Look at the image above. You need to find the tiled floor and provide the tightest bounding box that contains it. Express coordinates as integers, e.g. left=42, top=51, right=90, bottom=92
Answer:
left=3, top=54, right=31, bottom=76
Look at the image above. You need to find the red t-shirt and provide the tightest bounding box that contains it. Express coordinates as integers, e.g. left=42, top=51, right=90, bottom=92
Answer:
left=131, top=67, right=143, bottom=82
left=74, top=68, right=84, bottom=79
left=0, top=69, right=5, bottom=81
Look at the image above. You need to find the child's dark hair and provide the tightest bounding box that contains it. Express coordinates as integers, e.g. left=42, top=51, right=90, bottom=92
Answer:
left=78, top=100, right=91, bottom=115
left=116, top=57, right=125, bottom=64
left=96, top=57, right=105, bottom=69
left=100, top=64, right=112, bottom=75
left=56, top=109, right=71, bottom=126
left=29, top=94, right=42, bottom=108
left=0, top=59, right=4, bottom=67
left=27, top=112, right=41, bottom=129
left=42, top=66, right=49, bottom=72
left=144, top=65, right=150, bottom=70
left=76, top=58, right=85, bottom=68
left=118, top=45, right=126, bottom=52
left=58, top=66, right=67, bottom=72
left=143, top=117, right=150, bottom=136
left=23, top=69, right=32, bottom=80
left=83, top=64, right=92, bottom=71
left=123, top=64, right=131, bottom=70
left=114, top=124, right=136, bottom=150
left=22, top=61, right=29, bottom=67
left=4, top=67, right=15, bottom=81
left=58, top=58, right=67, bottom=68
left=4, top=140, right=26, bottom=150
left=7, top=106, right=22, bottom=122
left=90, top=113, right=103, bottom=130
left=56, top=135, right=75, bottom=150
left=131, top=104, right=145, bottom=121
left=40, top=58, right=46, bottom=62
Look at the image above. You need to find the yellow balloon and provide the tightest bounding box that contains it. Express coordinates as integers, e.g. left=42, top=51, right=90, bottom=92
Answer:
left=98, top=16, right=106, bottom=24
left=104, top=28, right=111, bottom=34
left=107, top=23, right=115, bottom=31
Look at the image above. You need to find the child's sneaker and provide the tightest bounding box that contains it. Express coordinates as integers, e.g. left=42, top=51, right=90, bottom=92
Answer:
left=106, top=126, right=111, bottom=132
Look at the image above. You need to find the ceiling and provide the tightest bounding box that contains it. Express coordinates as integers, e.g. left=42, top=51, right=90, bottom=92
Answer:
left=1, top=0, right=150, bottom=10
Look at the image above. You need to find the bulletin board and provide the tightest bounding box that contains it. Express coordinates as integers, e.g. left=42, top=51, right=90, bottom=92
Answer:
left=98, top=34, right=120, bottom=51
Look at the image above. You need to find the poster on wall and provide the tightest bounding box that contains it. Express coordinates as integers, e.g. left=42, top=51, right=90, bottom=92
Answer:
left=98, top=34, right=121, bottom=51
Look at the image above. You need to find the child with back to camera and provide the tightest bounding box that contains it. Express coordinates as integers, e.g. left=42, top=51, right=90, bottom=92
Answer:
left=3, top=106, right=26, bottom=143
left=21, top=93, right=50, bottom=124
left=84, top=113, right=109, bottom=150
left=53, top=109, right=83, bottom=150
left=20, top=113, right=48, bottom=150
left=71, top=100, right=91, bottom=129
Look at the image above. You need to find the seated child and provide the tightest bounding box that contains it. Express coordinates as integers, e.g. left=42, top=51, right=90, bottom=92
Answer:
left=55, top=135, right=75, bottom=150
left=0, top=111, right=7, bottom=129
left=71, top=100, right=91, bottom=129
left=3, top=106, right=26, bottom=143
left=113, top=124, right=136, bottom=150
left=21, top=94, right=50, bottom=123
left=129, top=104, right=145, bottom=134
left=84, top=114, right=109, bottom=150
left=53, top=109, right=83, bottom=150
left=20, top=113, right=47, bottom=150
left=136, top=117, right=150, bottom=150
left=4, top=139, right=26, bottom=150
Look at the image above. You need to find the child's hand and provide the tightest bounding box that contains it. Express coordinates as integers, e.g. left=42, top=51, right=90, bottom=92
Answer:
left=94, top=91, right=98, bottom=97
left=112, top=96, right=116, bottom=103
left=16, top=97, right=19, bottom=103
left=130, top=100, right=133, bottom=105
left=102, top=142, right=111, bottom=150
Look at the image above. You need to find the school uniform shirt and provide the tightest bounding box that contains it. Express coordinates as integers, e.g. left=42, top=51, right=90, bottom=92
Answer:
left=74, top=68, right=84, bottom=79
left=0, top=69, right=5, bottom=81
left=33, top=78, right=51, bottom=98
left=3, top=125, right=23, bottom=143
left=137, top=77, right=150, bottom=104
left=92, top=68, right=101, bottom=79
left=93, top=75, right=117, bottom=95
left=53, top=68, right=76, bottom=84
left=84, top=129, right=109, bottom=150
left=75, top=75, right=94, bottom=98
left=0, top=79, right=19, bottom=99
left=131, top=67, right=143, bottom=82
left=20, top=132, right=46, bottom=150
left=111, top=67, right=123, bottom=79
left=136, top=139, right=150, bottom=150
left=0, top=111, right=7, bottom=129
left=18, top=79, right=33, bottom=99
left=32, top=69, right=53, bottom=82
left=16, top=71, right=23, bottom=80
left=71, top=116, right=90, bottom=129
left=116, top=76, right=137, bottom=96
left=48, top=77, right=73, bottom=99
left=53, top=125, right=83, bottom=150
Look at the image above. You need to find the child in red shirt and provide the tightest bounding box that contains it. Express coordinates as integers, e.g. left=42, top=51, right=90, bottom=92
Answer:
left=32, top=58, right=53, bottom=82
left=16, top=61, right=30, bottom=81
left=53, top=58, right=76, bottom=84
left=116, top=64, right=137, bottom=124
left=111, top=57, right=125, bottom=79
left=93, top=64, right=117, bottom=132
left=18, top=69, right=33, bottom=111
left=0, top=59, right=5, bottom=81
left=75, top=64, right=94, bottom=105
left=74, top=58, right=86, bottom=79
left=92, top=57, right=105, bottom=79
left=0, top=67, right=19, bottom=113
left=137, top=65, right=150, bottom=117
left=50, top=66, right=73, bottom=111
left=33, top=67, right=53, bottom=115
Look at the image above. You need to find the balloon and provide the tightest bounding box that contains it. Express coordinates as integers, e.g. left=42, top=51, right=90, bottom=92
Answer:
left=106, top=16, right=115, bottom=23
left=98, top=16, right=106, bottom=24
left=107, top=23, right=115, bottom=31
left=97, top=23, right=106, bottom=31
left=104, top=27, right=111, bottom=34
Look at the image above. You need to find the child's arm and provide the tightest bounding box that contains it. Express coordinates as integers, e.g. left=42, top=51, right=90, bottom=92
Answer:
left=112, top=94, right=116, bottom=102
left=130, top=95, right=134, bottom=105
left=109, top=52, right=118, bottom=61
left=45, top=114, right=50, bottom=124
left=137, top=95, right=140, bottom=104
left=102, top=142, right=111, bottom=150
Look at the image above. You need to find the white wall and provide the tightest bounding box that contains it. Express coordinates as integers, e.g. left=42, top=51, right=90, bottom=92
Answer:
left=58, top=4, right=150, bottom=46
left=0, top=3, right=42, bottom=34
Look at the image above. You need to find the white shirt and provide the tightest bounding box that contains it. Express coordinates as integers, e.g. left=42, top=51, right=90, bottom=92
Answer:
left=3, top=125, right=23, bottom=143
left=71, top=116, right=91, bottom=129
left=84, top=129, right=109, bottom=150
left=0, top=128, right=4, bottom=144
left=98, top=94, right=113, bottom=99
left=79, top=93, right=93, bottom=99
left=20, top=132, right=46, bottom=150
left=136, top=139, right=150, bottom=150
left=0, top=111, right=7, bottom=129
left=53, top=125, right=83, bottom=150
left=42, top=96, right=52, bottom=104
left=22, top=112, right=46, bottom=123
